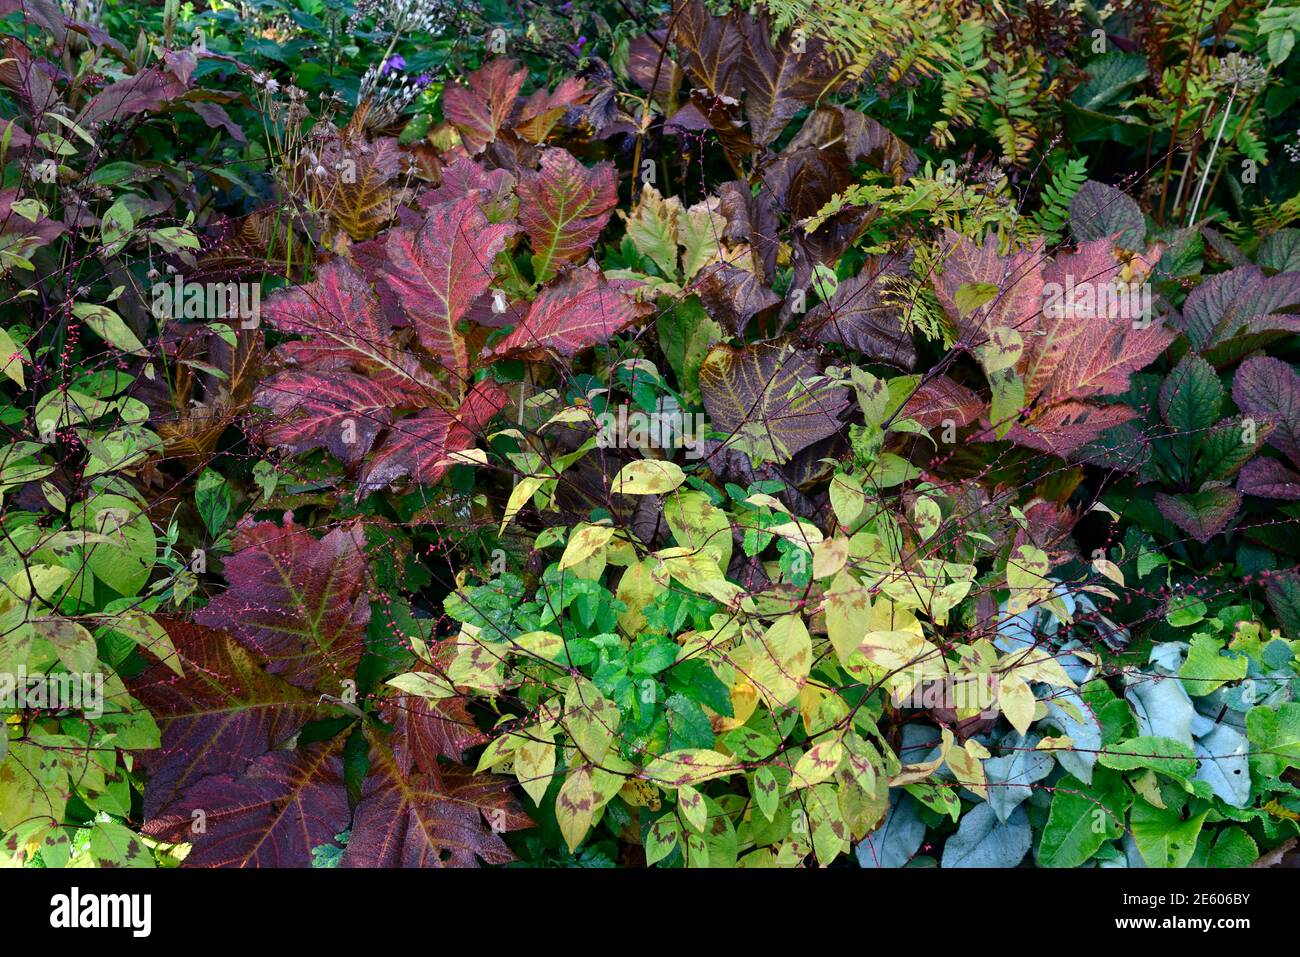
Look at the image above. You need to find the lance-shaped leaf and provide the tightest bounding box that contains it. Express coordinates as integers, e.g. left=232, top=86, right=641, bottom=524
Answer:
left=129, top=620, right=317, bottom=818
left=806, top=259, right=917, bottom=368
left=76, top=51, right=193, bottom=127
left=483, top=268, right=650, bottom=361
left=195, top=518, right=369, bottom=693
left=442, top=57, right=528, bottom=154
left=1172, top=265, right=1300, bottom=365
left=359, top=380, right=507, bottom=495
left=698, top=340, right=849, bottom=464
left=1156, top=486, right=1242, bottom=543
left=143, top=743, right=350, bottom=868
left=380, top=194, right=520, bottom=382
left=737, top=14, right=840, bottom=146
left=1237, top=457, right=1300, bottom=500
left=341, top=731, right=526, bottom=867
left=518, top=148, right=618, bottom=281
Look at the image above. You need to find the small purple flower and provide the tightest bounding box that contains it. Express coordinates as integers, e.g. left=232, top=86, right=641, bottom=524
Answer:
left=380, top=54, right=406, bottom=76
left=568, top=35, right=587, bottom=57
left=415, top=73, right=432, bottom=88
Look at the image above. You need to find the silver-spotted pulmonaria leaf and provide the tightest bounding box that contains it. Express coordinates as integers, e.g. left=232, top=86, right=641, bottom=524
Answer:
left=941, top=803, right=1031, bottom=868
left=698, top=339, right=850, bottom=465
left=855, top=792, right=925, bottom=868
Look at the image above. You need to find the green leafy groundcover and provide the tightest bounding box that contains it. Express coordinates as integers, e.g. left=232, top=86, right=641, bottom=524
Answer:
left=2, top=0, right=1300, bottom=869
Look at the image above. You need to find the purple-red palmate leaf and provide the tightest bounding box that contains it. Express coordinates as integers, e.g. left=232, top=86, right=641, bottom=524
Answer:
left=143, top=743, right=351, bottom=868
left=936, top=233, right=1174, bottom=456
left=420, top=156, right=517, bottom=219
left=358, top=379, right=507, bottom=495
left=895, top=375, right=984, bottom=430
left=128, top=620, right=317, bottom=819
left=697, top=338, right=850, bottom=464
left=195, top=518, right=369, bottom=694
left=260, top=257, right=443, bottom=404
left=379, top=193, right=519, bottom=382
left=442, top=57, right=528, bottom=154
left=257, top=369, right=396, bottom=466
left=341, top=730, right=527, bottom=868
left=518, top=147, right=618, bottom=282
left=514, top=76, right=591, bottom=144
left=805, top=258, right=917, bottom=369
left=482, top=267, right=651, bottom=362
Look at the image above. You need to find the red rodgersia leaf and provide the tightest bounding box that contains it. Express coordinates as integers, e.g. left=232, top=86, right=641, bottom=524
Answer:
left=129, top=620, right=317, bottom=819
left=518, top=148, right=619, bottom=282
left=697, top=339, right=850, bottom=464
left=420, top=156, right=517, bottom=219
left=933, top=229, right=1045, bottom=351
left=380, top=194, right=519, bottom=382
left=442, top=57, right=528, bottom=154
left=341, top=731, right=526, bottom=868
left=1030, top=241, right=1171, bottom=404
left=483, top=268, right=651, bottom=362
left=196, top=518, right=369, bottom=693
left=1155, top=486, right=1242, bottom=543
left=261, top=257, right=439, bottom=402
left=1232, top=356, right=1300, bottom=468
left=896, top=375, right=984, bottom=430
left=257, top=369, right=396, bottom=466
left=381, top=668, right=487, bottom=770
left=359, top=380, right=507, bottom=496
left=144, top=743, right=350, bottom=868
left=514, top=76, right=591, bottom=144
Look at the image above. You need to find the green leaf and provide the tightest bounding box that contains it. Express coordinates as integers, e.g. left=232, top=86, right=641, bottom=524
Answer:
left=1097, top=736, right=1197, bottom=779
left=1037, top=769, right=1129, bottom=867
left=1130, top=801, right=1207, bottom=868
left=195, top=468, right=233, bottom=536
left=1179, top=634, right=1248, bottom=695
